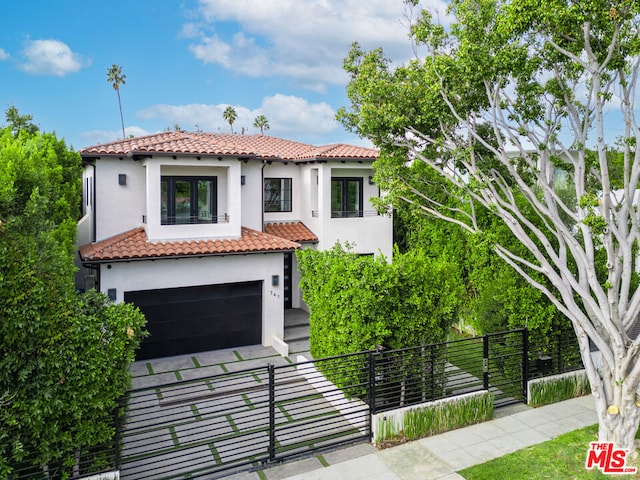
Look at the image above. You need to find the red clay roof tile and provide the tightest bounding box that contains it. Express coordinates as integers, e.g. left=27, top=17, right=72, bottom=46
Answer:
left=80, top=132, right=378, bottom=162
left=79, top=226, right=300, bottom=262
left=264, top=222, right=318, bottom=243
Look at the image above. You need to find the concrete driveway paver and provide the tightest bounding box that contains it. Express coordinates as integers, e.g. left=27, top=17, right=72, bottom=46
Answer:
left=223, top=355, right=291, bottom=373
left=120, top=443, right=217, bottom=479
left=120, top=426, right=176, bottom=457
left=212, top=429, right=271, bottom=465
left=173, top=414, right=237, bottom=446
left=121, top=401, right=194, bottom=432
left=122, top=343, right=374, bottom=479
left=195, top=349, right=245, bottom=366
left=131, top=371, right=179, bottom=389
left=179, top=364, right=227, bottom=380
left=145, top=354, right=199, bottom=374
left=261, top=456, right=326, bottom=480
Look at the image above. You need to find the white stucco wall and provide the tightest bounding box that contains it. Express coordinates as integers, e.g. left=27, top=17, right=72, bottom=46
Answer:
left=240, top=161, right=264, bottom=231
left=99, top=253, right=285, bottom=346
left=316, top=163, right=393, bottom=259
left=95, top=158, right=146, bottom=241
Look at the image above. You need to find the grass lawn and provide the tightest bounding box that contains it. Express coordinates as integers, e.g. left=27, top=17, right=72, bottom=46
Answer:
left=459, top=424, right=639, bottom=479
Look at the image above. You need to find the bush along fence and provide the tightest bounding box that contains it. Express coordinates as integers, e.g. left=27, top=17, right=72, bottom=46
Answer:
left=372, top=391, right=494, bottom=445
left=7, top=327, right=584, bottom=479
left=528, top=370, right=591, bottom=407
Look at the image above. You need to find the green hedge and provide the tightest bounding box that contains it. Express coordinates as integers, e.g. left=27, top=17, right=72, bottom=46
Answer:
left=528, top=370, right=591, bottom=407
left=374, top=391, right=494, bottom=444
left=297, top=244, right=464, bottom=358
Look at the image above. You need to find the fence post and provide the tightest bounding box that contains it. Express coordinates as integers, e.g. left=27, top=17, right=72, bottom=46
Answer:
left=113, top=403, right=122, bottom=471
left=430, top=343, right=435, bottom=401
left=483, top=335, right=489, bottom=391
left=268, top=364, right=276, bottom=462
left=368, top=351, right=376, bottom=415
left=522, top=328, right=529, bottom=403
left=557, top=334, right=563, bottom=373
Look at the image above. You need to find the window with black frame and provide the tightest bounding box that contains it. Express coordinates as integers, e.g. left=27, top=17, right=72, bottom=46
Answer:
left=331, top=177, right=363, bottom=218
left=161, top=176, right=217, bottom=224
left=264, top=178, right=292, bottom=212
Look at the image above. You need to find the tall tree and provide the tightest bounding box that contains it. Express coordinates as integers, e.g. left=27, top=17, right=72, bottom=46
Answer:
left=106, top=64, right=126, bottom=139
left=339, top=0, right=640, bottom=452
left=0, top=114, right=145, bottom=476
left=223, top=106, right=237, bottom=134
left=253, top=114, right=270, bottom=134
left=4, top=105, right=38, bottom=136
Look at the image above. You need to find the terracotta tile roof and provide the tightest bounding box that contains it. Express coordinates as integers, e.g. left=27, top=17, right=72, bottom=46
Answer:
left=80, top=131, right=379, bottom=162
left=79, top=226, right=300, bottom=262
left=264, top=222, right=318, bottom=243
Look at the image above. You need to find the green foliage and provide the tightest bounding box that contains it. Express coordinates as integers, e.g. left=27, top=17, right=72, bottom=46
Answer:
left=4, top=106, right=39, bottom=136
left=106, top=64, right=127, bottom=139
left=374, top=392, right=494, bottom=444
left=466, top=218, right=569, bottom=341
left=297, top=243, right=464, bottom=358
left=528, top=371, right=591, bottom=407
left=460, top=424, right=625, bottom=479
left=223, top=106, right=238, bottom=133
left=339, top=0, right=640, bottom=449
left=0, top=123, right=146, bottom=476
left=253, top=114, right=270, bottom=134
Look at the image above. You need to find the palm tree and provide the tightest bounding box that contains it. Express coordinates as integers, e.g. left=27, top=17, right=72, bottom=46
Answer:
left=106, top=64, right=126, bottom=139
left=223, top=106, right=237, bottom=134
left=253, top=114, right=270, bottom=135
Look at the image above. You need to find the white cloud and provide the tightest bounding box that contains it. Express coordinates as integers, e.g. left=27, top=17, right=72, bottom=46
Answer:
left=187, top=0, right=451, bottom=89
left=137, top=94, right=338, bottom=139
left=20, top=39, right=87, bottom=76
left=79, top=126, right=150, bottom=146
left=0, top=48, right=9, bottom=61
left=261, top=94, right=337, bottom=135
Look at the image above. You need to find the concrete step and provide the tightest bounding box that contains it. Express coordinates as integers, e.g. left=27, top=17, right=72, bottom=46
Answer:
left=287, top=339, right=311, bottom=356
left=285, top=315, right=310, bottom=328
left=284, top=325, right=310, bottom=342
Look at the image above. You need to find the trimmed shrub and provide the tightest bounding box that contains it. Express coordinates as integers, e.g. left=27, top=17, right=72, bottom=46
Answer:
left=374, top=391, right=494, bottom=444
left=528, top=370, right=591, bottom=407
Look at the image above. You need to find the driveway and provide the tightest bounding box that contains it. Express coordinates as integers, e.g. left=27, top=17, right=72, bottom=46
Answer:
left=122, top=343, right=368, bottom=479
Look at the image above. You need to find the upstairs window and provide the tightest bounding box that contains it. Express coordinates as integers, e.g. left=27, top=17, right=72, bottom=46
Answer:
left=161, top=176, right=217, bottom=225
left=264, top=178, right=292, bottom=212
left=331, top=177, right=363, bottom=218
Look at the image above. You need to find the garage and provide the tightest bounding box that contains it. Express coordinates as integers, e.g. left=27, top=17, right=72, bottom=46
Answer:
left=125, top=281, right=262, bottom=360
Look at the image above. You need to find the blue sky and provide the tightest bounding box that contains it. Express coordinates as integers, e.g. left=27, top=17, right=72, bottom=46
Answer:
left=0, top=0, right=449, bottom=151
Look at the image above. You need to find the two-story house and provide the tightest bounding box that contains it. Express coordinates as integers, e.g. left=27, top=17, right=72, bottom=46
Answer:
left=76, top=131, right=392, bottom=360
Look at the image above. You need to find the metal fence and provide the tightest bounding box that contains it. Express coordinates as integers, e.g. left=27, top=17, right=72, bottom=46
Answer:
left=528, top=329, right=583, bottom=378
left=6, top=433, right=117, bottom=480
left=8, top=327, right=583, bottom=479
left=115, top=355, right=370, bottom=479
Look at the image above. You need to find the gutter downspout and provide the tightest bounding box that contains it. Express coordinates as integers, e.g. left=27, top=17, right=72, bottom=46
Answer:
left=261, top=160, right=267, bottom=231
left=90, top=162, right=97, bottom=242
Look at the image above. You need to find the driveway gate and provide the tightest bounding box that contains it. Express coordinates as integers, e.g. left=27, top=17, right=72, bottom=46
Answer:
left=117, top=356, right=370, bottom=479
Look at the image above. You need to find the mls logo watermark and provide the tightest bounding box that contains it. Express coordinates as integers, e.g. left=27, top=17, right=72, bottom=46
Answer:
left=585, top=442, right=637, bottom=474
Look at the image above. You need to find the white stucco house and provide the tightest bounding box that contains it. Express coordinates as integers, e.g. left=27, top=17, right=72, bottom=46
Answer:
left=76, top=131, right=393, bottom=360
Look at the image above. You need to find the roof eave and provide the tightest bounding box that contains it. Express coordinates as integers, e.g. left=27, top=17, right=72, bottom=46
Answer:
left=81, top=247, right=300, bottom=264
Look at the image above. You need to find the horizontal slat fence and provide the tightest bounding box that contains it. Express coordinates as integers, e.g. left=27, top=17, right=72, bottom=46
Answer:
left=8, top=327, right=582, bottom=479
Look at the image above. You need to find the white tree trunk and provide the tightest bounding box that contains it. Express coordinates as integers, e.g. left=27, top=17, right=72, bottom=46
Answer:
left=583, top=345, right=640, bottom=453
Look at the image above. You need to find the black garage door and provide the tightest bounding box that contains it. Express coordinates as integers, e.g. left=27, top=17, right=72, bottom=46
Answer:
left=125, top=281, right=262, bottom=360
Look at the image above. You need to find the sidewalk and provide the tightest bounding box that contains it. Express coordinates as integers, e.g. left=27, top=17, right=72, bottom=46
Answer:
left=235, top=395, right=597, bottom=480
